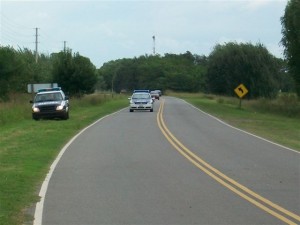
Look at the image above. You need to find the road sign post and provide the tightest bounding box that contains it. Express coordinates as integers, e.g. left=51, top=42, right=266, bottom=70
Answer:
left=234, top=84, right=248, bottom=108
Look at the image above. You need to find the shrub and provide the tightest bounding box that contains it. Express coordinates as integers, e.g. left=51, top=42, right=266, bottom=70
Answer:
left=254, top=94, right=299, bottom=117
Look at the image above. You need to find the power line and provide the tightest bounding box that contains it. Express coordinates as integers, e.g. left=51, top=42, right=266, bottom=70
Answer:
left=0, top=13, right=34, bottom=48
left=1, top=13, right=32, bottom=30
left=0, top=13, right=67, bottom=57
left=38, top=28, right=65, bottom=53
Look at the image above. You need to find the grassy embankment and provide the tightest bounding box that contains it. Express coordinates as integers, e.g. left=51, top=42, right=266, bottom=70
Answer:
left=0, top=92, right=299, bottom=225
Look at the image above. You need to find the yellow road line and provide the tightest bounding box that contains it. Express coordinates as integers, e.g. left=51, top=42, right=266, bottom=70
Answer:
left=157, top=99, right=300, bottom=225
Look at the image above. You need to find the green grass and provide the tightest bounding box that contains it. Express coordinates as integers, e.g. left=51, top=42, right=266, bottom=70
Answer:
left=167, top=91, right=300, bottom=151
left=0, top=93, right=129, bottom=225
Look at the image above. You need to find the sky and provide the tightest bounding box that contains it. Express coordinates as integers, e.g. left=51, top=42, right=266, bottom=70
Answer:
left=0, top=0, right=288, bottom=68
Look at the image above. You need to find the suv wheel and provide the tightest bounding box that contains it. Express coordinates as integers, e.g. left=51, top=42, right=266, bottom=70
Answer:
left=32, top=115, right=40, bottom=120
left=62, top=111, right=69, bottom=120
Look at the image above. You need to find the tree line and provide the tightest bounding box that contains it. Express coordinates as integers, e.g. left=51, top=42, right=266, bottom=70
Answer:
left=99, top=45, right=295, bottom=99
left=0, top=0, right=299, bottom=101
left=0, top=47, right=97, bottom=100
left=0, top=42, right=296, bottom=101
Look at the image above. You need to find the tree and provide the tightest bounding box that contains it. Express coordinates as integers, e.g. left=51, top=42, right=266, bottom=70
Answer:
left=17, top=49, right=53, bottom=91
left=0, top=47, right=23, bottom=100
left=0, top=46, right=56, bottom=100
left=162, top=52, right=205, bottom=92
left=51, top=50, right=97, bottom=96
left=281, top=0, right=300, bottom=97
left=206, top=42, right=281, bottom=99
left=97, top=52, right=207, bottom=93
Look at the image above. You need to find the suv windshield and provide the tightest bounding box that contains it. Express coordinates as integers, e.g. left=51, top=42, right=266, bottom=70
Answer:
left=35, top=92, right=63, bottom=102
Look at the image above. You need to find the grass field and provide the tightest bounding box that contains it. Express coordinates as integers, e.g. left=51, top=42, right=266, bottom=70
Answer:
left=0, top=92, right=299, bottom=225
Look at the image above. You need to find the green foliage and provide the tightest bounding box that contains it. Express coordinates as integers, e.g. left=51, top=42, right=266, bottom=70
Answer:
left=17, top=48, right=52, bottom=84
left=205, top=42, right=285, bottom=99
left=98, top=52, right=207, bottom=93
left=254, top=93, right=299, bottom=117
left=98, top=47, right=294, bottom=99
left=51, top=50, right=97, bottom=96
left=0, top=46, right=98, bottom=100
left=281, top=0, right=300, bottom=97
left=0, top=47, right=23, bottom=100
left=0, top=47, right=57, bottom=101
left=0, top=94, right=32, bottom=126
left=0, top=36, right=295, bottom=100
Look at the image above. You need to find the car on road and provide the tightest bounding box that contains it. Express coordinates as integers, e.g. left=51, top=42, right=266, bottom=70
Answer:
left=154, top=90, right=162, bottom=96
left=128, top=92, right=154, bottom=112
left=30, top=87, right=69, bottom=120
left=150, top=90, right=160, bottom=100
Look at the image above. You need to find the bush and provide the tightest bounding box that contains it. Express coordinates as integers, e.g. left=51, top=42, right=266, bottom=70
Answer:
left=254, top=94, right=299, bottom=117
left=0, top=94, right=32, bottom=126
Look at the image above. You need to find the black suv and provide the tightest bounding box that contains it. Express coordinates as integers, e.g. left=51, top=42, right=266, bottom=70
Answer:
left=30, top=87, right=69, bottom=120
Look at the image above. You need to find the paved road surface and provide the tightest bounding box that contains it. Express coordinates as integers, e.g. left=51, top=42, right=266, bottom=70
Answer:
left=36, top=97, right=300, bottom=225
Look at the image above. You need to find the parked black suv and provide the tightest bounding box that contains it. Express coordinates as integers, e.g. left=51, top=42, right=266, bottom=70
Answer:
left=30, top=87, right=69, bottom=120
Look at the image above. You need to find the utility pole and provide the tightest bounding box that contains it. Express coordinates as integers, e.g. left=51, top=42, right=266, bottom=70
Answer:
left=35, top=27, right=39, bottom=63
left=152, top=35, right=156, bottom=55
left=63, top=41, right=67, bottom=52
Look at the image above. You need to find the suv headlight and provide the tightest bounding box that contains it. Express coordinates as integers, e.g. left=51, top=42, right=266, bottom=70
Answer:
left=56, top=105, right=64, bottom=110
left=33, top=107, right=40, bottom=112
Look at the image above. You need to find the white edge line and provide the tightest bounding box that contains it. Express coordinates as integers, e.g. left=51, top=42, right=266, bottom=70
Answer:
left=33, top=108, right=125, bottom=225
left=176, top=97, right=299, bottom=154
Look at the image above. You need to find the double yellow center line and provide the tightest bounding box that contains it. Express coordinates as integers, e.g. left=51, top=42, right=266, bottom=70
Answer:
left=157, top=99, right=300, bottom=225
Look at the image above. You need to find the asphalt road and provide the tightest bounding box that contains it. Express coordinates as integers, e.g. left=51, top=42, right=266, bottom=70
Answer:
left=36, top=96, right=300, bottom=225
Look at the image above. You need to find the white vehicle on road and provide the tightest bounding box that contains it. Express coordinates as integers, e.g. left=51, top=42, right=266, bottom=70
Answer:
left=128, top=92, right=154, bottom=112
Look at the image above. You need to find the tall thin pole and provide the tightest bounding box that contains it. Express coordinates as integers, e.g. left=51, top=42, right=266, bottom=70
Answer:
left=64, top=41, right=67, bottom=52
left=152, top=35, right=155, bottom=55
left=35, top=28, right=39, bottom=63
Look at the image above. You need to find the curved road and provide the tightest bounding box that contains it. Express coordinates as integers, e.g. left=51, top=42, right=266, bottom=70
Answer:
left=35, top=97, right=300, bottom=225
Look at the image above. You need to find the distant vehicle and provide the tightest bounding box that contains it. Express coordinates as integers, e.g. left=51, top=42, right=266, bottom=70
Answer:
left=30, top=87, right=69, bottom=120
left=133, top=90, right=150, bottom=93
left=150, top=90, right=160, bottom=100
left=128, top=92, right=154, bottom=112
left=154, top=90, right=162, bottom=96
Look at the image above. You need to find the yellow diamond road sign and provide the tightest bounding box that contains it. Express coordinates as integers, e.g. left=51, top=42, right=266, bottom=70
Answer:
left=234, top=84, right=248, bottom=98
